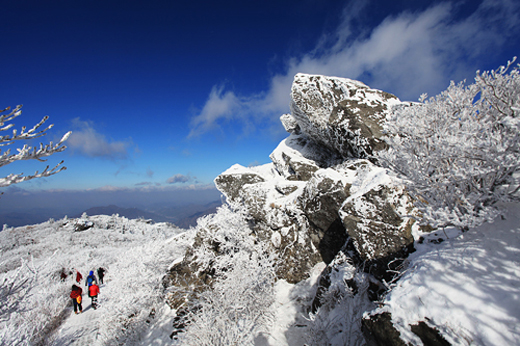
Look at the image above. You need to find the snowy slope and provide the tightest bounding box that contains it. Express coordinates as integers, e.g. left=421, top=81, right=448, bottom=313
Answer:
left=0, top=215, right=191, bottom=346
left=2, top=204, right=519, bottom=345
left=369, top=202, right=520, bottom=345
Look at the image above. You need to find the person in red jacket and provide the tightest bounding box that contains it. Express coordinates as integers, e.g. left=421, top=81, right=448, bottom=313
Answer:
left=75, top=269, right=83, bottom=284
left=88, top=283, right=100, bottom=309
left=70, top=284, right=83, bottom=314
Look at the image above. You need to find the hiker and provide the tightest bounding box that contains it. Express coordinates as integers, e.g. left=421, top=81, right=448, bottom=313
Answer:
left=97, top=267, right=106, bottom=284
left=59, top=268, right=69, bottom=281
left=85, top=270, right=98, bottom=287
left=89, top=283, right=100, bottom=309
left=75, top=269, right=83, bottom=284
left=70, top=284, right=83, bottom=314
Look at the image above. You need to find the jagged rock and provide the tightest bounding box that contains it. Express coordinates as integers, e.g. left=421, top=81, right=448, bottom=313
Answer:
left=339, top=181, right=415, bottom=263
left=289, top=73, right=402, bottom=158
left=213, top=75, right=417, bottom=285
left=162, top=250, right=213, bottom=310
left=214, top=162, right=322, bottom=283
left=274, top=182, right=300, bottom=196
left=295, top=167, right=353, bottom=263
left=298, top=167, right=352, bottom=233
left=214, top=164, right=266, bottom=202
left=410, top=321, right=451, bottom=346
left=362, top=312, right=408, bottom=346
left=249, top=203, right=322, bottom=283
left=270, top=133, right=341, bottom=181
left=74, top=219, right=94, bottom=232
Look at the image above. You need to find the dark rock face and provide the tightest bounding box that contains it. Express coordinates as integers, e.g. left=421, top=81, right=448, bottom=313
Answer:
left=298, top=171, right=351, bottom=233
left=162, top=250, right=212, bottom=310
left=362, top=312, right=408, bottom=346
left=410, top=322, right=451, bottom=346
left=363, top=314, right=453, bottom=346
left=317, top=218, right=349, bottom=265
left=74, top=219, right=94, bottom=232
left=340, top=185, right=415, bottom=262
left=214, top=165, right=265, bottom=202
left=270, top=134, right=341, bottom=181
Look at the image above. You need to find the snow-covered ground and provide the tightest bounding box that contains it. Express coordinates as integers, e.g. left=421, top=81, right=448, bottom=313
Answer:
left=1, top=202, right=519, bottom=345
left=372, top=202, right=520, bottom=345
left=0, top=215, right=191, bottom=346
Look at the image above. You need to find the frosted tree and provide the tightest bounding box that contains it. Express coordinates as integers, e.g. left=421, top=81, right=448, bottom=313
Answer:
left=377, top=58, right=520, bottom=229
left=0, top=105, right=71, bottom=187
left=173, top=205, right=277, bottom=345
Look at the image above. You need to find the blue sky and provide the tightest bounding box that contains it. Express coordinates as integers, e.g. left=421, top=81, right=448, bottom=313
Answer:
left=1, top=0, right=519, bottom=213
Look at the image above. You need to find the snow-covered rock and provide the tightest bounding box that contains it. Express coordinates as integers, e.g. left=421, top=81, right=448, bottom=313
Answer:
left=289, top=73, right=403, bottom=159
left=213, top=163, right=266, bottom=202
left=214, top=74, right=415, bottom=284
left=74, top=218, right=94, bottom=231
left=270, top=133, right=340, bottom=181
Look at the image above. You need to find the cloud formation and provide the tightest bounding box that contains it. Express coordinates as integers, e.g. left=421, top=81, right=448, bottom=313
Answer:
left=67, top=118, right=132, bottom=159
left=189, top=0, right=520, bottom=137
left=167, top=173, right=195, bottom=184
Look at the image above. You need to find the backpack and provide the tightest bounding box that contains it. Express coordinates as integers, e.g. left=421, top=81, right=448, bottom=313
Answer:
left=87, top=276, right=94, bottom=286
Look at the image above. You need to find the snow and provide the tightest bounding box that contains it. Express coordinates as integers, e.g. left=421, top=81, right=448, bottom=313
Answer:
left=371, top=202, right=520, bottom=345
left=291, top=73, right=403, bottom=118
left=53, top=295, right=104, bottom=345
left=344, top=163, right=393, bottom=203
left=0, top=215, right=192, bottom=345
left=266, top=262, right=326, bottom=346
left=1, top=199, right=520, bottom=345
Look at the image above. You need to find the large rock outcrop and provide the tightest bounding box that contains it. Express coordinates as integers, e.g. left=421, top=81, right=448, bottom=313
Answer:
left=163, top=73, right=423, bottom=344
left=213, top=74, right=418, bottom=283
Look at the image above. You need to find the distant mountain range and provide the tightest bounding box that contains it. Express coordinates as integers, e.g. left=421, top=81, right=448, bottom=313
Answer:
left=0, top=201, right=222, bottom=228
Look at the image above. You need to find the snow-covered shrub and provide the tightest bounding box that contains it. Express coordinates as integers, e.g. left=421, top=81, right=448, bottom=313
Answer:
left=0, top=253, right=71, bottom=346
left=0, top=258, right=38, bottom=346
left=305, top=254, right=374, bottom=346
left=96, top=239, right=186, bottom=344
left=173, top=205, right=277, bottom=345
left=378, top=58, right=520, bottom=229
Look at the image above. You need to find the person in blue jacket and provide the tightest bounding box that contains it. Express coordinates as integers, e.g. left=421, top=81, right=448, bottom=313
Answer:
left=85, top=270, right=98, bottom=287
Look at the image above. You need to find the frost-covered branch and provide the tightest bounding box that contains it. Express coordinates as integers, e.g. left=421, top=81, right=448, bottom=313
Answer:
left=0, top=105, right=71, bottom=187
left=377, top=58, right=520, bottom=229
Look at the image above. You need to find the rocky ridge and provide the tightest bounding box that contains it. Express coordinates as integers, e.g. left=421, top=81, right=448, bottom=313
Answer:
left=215, top=73, right=416, bottom=283
left=163, top=73, right=423, bottom=345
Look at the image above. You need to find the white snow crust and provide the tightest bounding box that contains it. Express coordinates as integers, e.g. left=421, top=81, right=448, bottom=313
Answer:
left=371, top=202, right=520, bottom=346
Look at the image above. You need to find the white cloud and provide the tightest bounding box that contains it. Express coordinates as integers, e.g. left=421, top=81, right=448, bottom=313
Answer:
left=67, top=118, right=131, bottom=159
left=189, top=0, right=520, bottom=136
left=188, top=85, right=244, bottom=137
